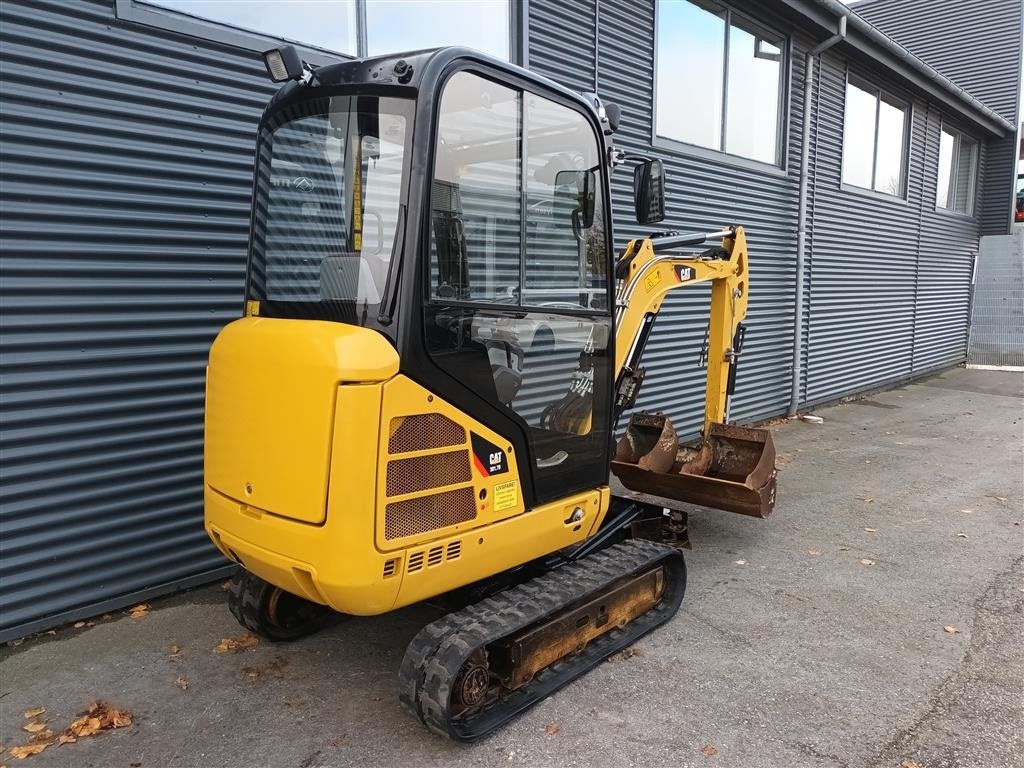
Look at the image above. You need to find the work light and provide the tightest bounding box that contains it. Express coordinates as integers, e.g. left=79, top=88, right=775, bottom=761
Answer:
left=262, top=45, right=305, bottom=83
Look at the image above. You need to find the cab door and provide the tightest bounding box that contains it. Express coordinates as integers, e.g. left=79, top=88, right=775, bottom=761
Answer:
left=418, top=69, right=614, bottom=506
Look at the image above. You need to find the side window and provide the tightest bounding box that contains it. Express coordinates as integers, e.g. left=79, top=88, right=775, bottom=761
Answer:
left=524, top=94, right=608, bottom=308
left=431, top=73, right=522, bottom=303
left=842, top=77, right=909, bottom=197
left=936, top=126, right=979, bottom=215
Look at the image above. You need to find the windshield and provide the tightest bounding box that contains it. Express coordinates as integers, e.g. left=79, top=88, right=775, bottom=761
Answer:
left=248, top=95, right=413, bottom=328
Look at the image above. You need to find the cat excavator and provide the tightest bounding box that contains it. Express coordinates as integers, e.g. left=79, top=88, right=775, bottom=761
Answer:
left=204, top=45, right=777, bottom=740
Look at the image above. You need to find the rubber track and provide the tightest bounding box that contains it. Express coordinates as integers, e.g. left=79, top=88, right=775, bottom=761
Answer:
left=398, top=538, right=686, bottom=740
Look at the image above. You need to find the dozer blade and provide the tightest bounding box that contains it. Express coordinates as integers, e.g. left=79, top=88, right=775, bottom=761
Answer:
left=611, top=415, right=777, bottom=518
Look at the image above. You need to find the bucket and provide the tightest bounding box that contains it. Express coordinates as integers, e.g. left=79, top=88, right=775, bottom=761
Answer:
left=611, top=415, right=777, bottom=519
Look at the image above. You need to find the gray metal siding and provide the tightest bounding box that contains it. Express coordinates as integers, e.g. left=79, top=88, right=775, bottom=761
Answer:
left=803, top=51, right=981, bottom=405
left=855, top=0, right=1022, bottom=235
left=0, top=0, right=279, bottom=640
left=531, top=0, right=803, bottom=440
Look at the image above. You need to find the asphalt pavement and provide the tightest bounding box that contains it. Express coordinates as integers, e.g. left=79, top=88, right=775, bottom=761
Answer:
left=1, top=367, right=1021, bottom=768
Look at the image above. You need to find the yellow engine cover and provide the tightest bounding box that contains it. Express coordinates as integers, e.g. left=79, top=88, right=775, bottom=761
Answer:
left=205, top=317, right=399, bottom=524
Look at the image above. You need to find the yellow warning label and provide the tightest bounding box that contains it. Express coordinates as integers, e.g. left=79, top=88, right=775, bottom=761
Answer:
left=644, top=271, right=662, bottom=292
left=245, top=300, right=260, bottom=316
left=494, top=480, right=518, bottom=512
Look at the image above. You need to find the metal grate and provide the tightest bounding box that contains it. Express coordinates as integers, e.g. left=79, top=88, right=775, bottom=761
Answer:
left=386, top=450, right=471, bottom=497
left=382, top=558, right=398, bottom=578
left=388, top=414, right=467, bottom=454
left=384, top=487, right=476, bottom=540
left=446, top=540, right=461, bottom=560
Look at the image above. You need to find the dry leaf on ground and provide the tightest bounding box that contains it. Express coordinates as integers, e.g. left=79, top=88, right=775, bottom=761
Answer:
left=807, top=549, right=823, bottom=556
left=216, top=634, right=259, bottom=654
left=328, top=737, right=349, bottom=749
left=66, top=701, right=133, bottom=740
left=21, top=723, right=47, bottom=735
left=175, top=676, right=189, bottom=691
left=220, top=580, right=234, bottom=591
left=73, top=622, right=86, bottom=629
left=128, top=604, right=149, bottom=619
left=864, top=528, right=877, bottom=533
left=860, top=559, right=875, bottom=566
left=956, top=532, right=968, bottom=539
left=734, top=559, right=747, bottom=565
left=22, top=708, right=44, bottom=720
left=168, top=644, right=183, bottom=658
left=9, top=743, right=48, bottom=759
left=943, top=625, right=960, bottom=634
left=544, top=724, right=561, bottom=735
left=702, top=744, right=719, bottom=757
left=901, top=761, right=923, bottom=768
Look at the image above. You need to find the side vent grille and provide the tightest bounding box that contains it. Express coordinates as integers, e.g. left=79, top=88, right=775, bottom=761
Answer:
left=384, top=486, right=476, bottom=540
left=427, top=546, right=444, bottom=567
left=405, top=538, right=464, bottom=574
left=386, top=450, right=471, bottom=497
left=388, top=413, right=466, bottom=454
left=382, top=558, right=398, bottom=578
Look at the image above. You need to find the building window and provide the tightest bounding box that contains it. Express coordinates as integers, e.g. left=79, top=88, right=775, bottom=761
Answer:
left=936, top=127, right=978, bottom=215
left=136, top=0, right=360, bottom=55
left=842, top=78, right=908, bottom=197
left=123, top=0, right=513, bottom=61
left=655, top=0, right=786, bottom=166
left=366, top=1, right=510, bottom=60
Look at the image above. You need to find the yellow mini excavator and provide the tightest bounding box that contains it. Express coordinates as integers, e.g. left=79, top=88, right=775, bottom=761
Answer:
left=204, top=45, right=777, bottom=740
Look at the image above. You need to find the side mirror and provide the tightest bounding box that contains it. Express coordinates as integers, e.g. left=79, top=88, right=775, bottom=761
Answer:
left=554, top=169, right=595, bottom=229
left=633, top=159, right=666, bottom=225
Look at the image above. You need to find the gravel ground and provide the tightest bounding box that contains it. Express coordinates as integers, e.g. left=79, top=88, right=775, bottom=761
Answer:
left=1, top=367, right=1021, bottom=768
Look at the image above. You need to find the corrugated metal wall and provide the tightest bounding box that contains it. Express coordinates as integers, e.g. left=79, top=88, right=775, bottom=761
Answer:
left=803, top=51, right=982, bottom=404
left=0, top=0, right=279, bottom=641
left=856, top=0, right=1023, bottom=235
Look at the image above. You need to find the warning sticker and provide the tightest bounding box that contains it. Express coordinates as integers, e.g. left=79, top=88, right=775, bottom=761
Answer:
left=493, top=480, right=518, bottom=512
left=644, top=271, right=662, bottom=292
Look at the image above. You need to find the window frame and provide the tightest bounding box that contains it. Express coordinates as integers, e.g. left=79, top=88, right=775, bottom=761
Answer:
left=114, top=0, right=523, bottom=65
left=934, top=120, right=980, bottom=218
left=423, top=66, right=614, bottom=318
left=840, top=72, right=913, bottom=200
left=651, top=0, right=792, bottom=172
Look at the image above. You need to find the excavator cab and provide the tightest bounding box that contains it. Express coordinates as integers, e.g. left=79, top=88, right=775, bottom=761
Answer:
left=204, top=45, right=775, bottom=740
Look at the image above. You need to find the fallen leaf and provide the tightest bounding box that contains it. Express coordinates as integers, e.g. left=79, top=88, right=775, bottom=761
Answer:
left=65, top=701, right=134, bottom=740
left=734, top=559, right=747, bottom=565
left=860, top=559, right=875, bottom=566
left=864, top=528, right=877, bottom=533
left=861, top=497, right=875, bottom=503
left=702, top=744, right=719, bottom=757
left=544, top=724, right=561, bottom=735
left=73, top=622, right=86, bottom=629
left=216, top=633, right=259, bottom=654
left=960, top=509, right=974, bottom=514
left=57, top=734, right=76, bottom=745
left=839, top=546, right=849, bottom=551
left=128, top=604, right=150, bottom=619
left=168, top=644, right=182, bottom=658
left=328, top=737, right=349, bottom=749
left=901, top=761, right=923, bottom=768
left=956, top=533, right=968, bottom=539
left=943, top=625, right=960, bottom=634
left=22, top=723, right=47, bottom=734
left=27, top=729, right=52, bottom=744
left=9, top=743, right=48, bottom=759
left=175, top=676, right=189, bottom=691
left=221, top=580, right=234, bottom=591
left=22, top=708, right=45, bottom=719
left=241, top=667, right=260, bottom=680
left=807, top=549, right=823, bottom=556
